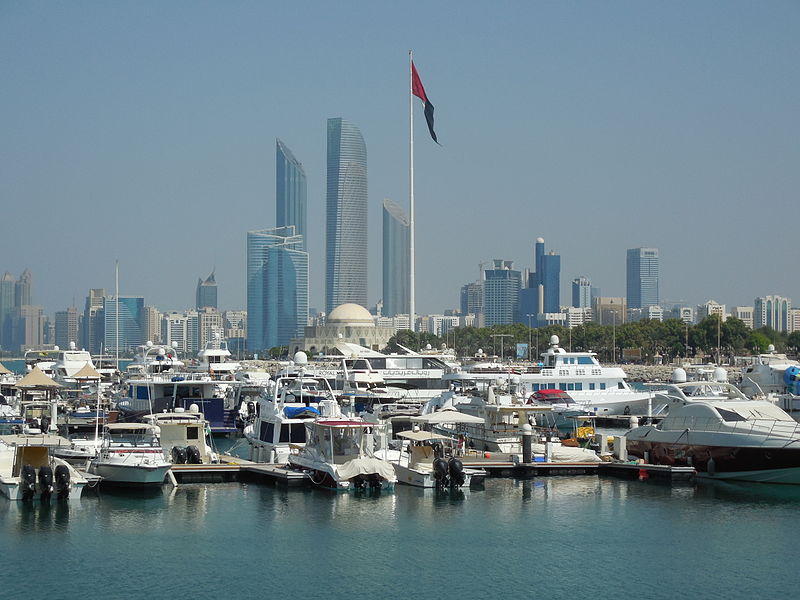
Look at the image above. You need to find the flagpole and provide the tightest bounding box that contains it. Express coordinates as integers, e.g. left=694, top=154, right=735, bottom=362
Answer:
left=408, top=50, right=416, bottom=334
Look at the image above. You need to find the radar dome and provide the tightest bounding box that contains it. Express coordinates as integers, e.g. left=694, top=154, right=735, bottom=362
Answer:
left=293, top=351, right=308, bottom=365
left=425, top=343, right=432, bottom=350
left=713, top=367, right=728, bottom=383
left=768, top=344, right=776, bottom=353
left=671, top=367, right=687, bottom=383
left=550, top=335, right=559, bottom=345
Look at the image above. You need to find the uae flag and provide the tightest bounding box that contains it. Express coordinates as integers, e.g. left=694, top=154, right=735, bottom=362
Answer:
left=411, top=61, right=438, bottom=144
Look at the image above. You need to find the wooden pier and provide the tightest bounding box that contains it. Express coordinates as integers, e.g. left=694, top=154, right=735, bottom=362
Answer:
left=169, top=454, right=309, bottom=486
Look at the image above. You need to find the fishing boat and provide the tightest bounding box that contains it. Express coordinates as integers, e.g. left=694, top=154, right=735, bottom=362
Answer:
left=0, top=435, right=88, bottom=500
left=88, top=423, right=172, bottom=485
left=391, top=429, right=485, bottom=488
left=142, top=409, right=218, bottom=464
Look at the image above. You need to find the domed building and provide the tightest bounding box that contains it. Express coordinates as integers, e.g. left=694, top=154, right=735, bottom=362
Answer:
left=288, top=303, right=395, bottom=356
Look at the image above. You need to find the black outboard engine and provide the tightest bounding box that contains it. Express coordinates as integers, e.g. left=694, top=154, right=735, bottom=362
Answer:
left=352, top=475, right=367, bottom=491
left=433, top=457, right=450, bottom=488
left=171, top=446, right=187, bottom=464
left=368, top=473, right=383, bottom=490
left=448, top=457, right=466, bottom=488
left=185, top=445, right=202, bottom=465
left=20, top=465, right=36, bottom=501
left=38, top=465, right=54, bottom=501
left=55, top=464, right=71, bottom=500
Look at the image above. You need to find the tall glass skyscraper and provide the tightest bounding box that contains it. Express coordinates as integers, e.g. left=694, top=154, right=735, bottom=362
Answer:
left=382, top=198, right=409, bottom=318
left=196, top=270, right=218, bottom=310
left=326, top=117, right=367, bottom=313
left=103, top=296, right=145, bottom=352
left=626, top=247, right=659, bottom=308
left=247, top=226, right=308, bottom=353
left=484, top=260, right=521, bottom=326
left=276, top=139, right=307, bottom=250
left=572, top=276, right=592, bottom=308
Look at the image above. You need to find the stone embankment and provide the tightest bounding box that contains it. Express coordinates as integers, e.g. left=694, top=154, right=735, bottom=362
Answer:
left=617, top=363, right=743, bottom=383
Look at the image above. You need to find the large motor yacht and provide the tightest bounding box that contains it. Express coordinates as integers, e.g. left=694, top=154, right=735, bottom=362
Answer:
left=626, top=368, right=800, bottom=484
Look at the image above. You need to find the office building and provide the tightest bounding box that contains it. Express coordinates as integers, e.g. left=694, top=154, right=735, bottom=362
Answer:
left=732, top=306, right=754, bottom=329
left=54, top=307, right=79, bottom=349
left=276, top=139, right=307, bottom=250
left=247, top=226, right=308, bottom=353
left=382, top=198, right=409, bottom=318
left=483, top=259, right=521, bottom=326
left=196, top=271, right=218, bottom=310
left=754, top=296, right=791, bottom=332
left=326, top=117, right=367, bottom=313
left=626, top=247, right=659, bottom=309
left=460, top=281, right=483, bottom=317
left=0, top=272, right=14, bottom=350
left=519, top=237, right=560, bottom=324
left=81, top=288, right=105, bottom=354
left=572, top=276, right=592, bottom=308
left=14, top=269, right=32, bottom=307
left=103, top=296, right=145, bottom=352
left=696, top=300, right=726, bottom=323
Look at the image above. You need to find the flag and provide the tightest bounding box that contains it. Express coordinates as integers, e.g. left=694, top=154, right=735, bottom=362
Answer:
left=411, top=61, right=438, bottom=144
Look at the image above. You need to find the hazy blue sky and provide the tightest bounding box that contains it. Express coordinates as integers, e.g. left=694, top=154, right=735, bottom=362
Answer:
left=2, top=2, right=798, bottom=316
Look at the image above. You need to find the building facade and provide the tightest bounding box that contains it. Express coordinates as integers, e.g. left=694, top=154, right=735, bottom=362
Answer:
left=754, top=295, right=791, bottom=332
left=626, top=247, right=659, bottom=309
left=572, top=276, right=591, bottom=308
left=54, top=307, right=79, bottom=349
left=276, top=139, right=307, bottom=250
left=483, top=259, right=521, bottom=327
left=196, top=271, right=218, bottom=310
left=103, top=296, right=145, bottom=352
left=325, top=117, right=368, bottom=313
left=382, top=198, right=409, bottom=318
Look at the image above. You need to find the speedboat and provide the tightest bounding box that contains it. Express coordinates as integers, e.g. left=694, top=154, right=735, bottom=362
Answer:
left=626, top=370, right=800, bottom=484
left=391, top=429, right=485, bottom=488
left=527, top=388, right=590, bottom=433
left=0, top=436, right=88, bottom=501
left=142, top=409, right=219, bottom=464
left=739, top=345, right=800, bottom=413
left=88, top=423, right=172, bottom=486
left=288, top=417, right=397, bottom=491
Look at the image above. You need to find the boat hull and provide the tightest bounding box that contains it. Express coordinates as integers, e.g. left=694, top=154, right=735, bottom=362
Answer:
left=88, top=462, right=171, bottom=486
left=393, top=463, right=485, bottom=488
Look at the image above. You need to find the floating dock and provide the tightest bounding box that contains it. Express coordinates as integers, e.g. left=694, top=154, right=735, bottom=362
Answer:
left=169, top=454, right=308, bottom=486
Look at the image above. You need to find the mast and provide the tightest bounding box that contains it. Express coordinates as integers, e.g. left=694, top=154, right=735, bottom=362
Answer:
left=409, top=50, right=416, bottom=333
left=115, top=260, right=119, bottom=370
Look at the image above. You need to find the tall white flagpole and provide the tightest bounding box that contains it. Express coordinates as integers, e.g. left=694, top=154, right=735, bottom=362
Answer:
left=409, top=50, right=416, bottom=333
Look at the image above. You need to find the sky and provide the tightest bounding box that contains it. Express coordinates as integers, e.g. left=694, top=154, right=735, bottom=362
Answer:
left=1, top=2, right=798, bottom=316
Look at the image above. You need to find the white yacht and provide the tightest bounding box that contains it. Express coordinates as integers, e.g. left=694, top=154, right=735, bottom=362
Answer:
left=0, top=436, right=89, bottom=500
left=51, top=344, right=94, bottom=387
left=126, top=342, right=185, bottom=376
left=288, top=417, right=397, bottom=491
left=449, top=336, right=652, bottom=416
left=88, top=423, right=172, bottom=486
left=739, top=345, right=800, bottom=412
left=391, top=429, right=485, bottom=488
left=191, top=336, right=241, bottom=379
left=626, top=369, right=800, bottom=484
left=142, top=409, right=219, bottom=464
left=244, top=375, right=340, bottom=464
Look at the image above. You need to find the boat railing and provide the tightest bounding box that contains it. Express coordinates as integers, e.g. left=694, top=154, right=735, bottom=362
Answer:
left=660, top=416, right=800, bottom=442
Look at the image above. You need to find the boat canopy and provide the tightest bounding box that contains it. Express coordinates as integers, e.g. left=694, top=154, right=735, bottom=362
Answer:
left=397, top=430, right=452, bottom=442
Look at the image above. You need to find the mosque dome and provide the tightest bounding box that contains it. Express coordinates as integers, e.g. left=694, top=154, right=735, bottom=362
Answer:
left=327, top=303, right=375, bottom=326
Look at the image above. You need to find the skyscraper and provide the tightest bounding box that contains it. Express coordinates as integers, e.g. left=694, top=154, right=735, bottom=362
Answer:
left=247, top=226, right=308, bottom=352
left=0, top=272, right=14, bottom=350
left=15, top=269, right=32, bottom=307
left=754, top=295, right=791, bottom=332
left=196, top=270, right=218, bottom=310
left=81, top=288, right=105, bottom=354
left=103, top=296, right=145, bottom=352
left=572, top=276, right=592, bottom=308
left=326, top=117, right=367, bottom=313
left=518, top=237, right=560, bottom=323
left=276, top=139, right=307, bottom=250
left=483, top=259, right=521, bottom=326
left=382, top=198, right=409, bottom=318
left=626, top=247, right=659, bottom=309
left=55, top=307, right=79, bottom=349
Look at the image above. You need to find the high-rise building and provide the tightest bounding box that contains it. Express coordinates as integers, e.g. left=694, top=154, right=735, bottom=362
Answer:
left=519, top=237, right=560, bottom=323
left=103, top=296, right=145, bottom=352
left=162, top=311, right=190, bottom=353
left=696, top=300, right=726, bottom=322
left=81, top=288, right=105, bottom=354
left=196, top=270, right=218, bottom=310
left=326, top=117, right=367, bottom=313
left=10, top=305, right=44, bottom=352
left=276, top=139, right=307, bottom=250
left=54, top=307, right=79, bottom=349
left=143, top=306, right=162, bottom=344
left=14, top=269, right=32, bottom=307
left=382, top=198, right=409, bottom=318
left=247, top=226, right=308, bottom=353
left=754, top=296, right=791, bottom=332
left=0, top=272, right=14, bottom=350
left=483, top=259, right=521, bottom=326
left=732, top=306, right=754, bottom=329
left=460, top=282, right=483, bottom=317
left=572, top=276, right=591, bottom=308
left=626, top=247, right=659, bottom=309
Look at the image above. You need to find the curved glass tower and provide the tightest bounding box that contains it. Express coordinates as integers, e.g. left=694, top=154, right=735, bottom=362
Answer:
left=382, top=198, right=409, bottom=318
left=276, top=139, right=307, bottom=250
left=326, top=118, right=367, bottom=313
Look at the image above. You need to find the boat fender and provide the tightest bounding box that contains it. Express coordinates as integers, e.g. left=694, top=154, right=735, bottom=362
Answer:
left=171, top=446, right=187, bottom=464
left=707, top=457, right=716, bottom=476
left=20, top=465, right=36, bottom=501
left=185, top=445, right=202, bottom=465
left=55, top=464, right=71, bottom=499
left=38, top=466, right=54, bottom=499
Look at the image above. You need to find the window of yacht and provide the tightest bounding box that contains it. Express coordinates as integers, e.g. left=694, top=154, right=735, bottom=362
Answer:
left=589, top=383, right=595, bottom=390
left=578, top=357, right=594, bottom=365
left=715, top=408, right=746, bottom=422
left=600, top=383, right=606, bottom=390
left=187, top=426, right=200, bottom=440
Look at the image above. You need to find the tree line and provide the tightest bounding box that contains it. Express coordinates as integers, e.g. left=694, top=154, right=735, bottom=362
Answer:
left=385, top=316, right=800, bottom=364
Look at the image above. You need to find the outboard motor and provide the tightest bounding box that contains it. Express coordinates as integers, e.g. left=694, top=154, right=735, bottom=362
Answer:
left=55, top=464, right=71, bottom=500
left=433, top=457, right=450, bottom=488
left=38, top=465, right=54, bottom=501
left=20, top=465, right=36, bottom=501
left=352, top=475, right=367, bottom=491
left=185, top=445, right=202, bottom=465
left=448, top=457, right=466, bottom=488
left=368, top=473, right=383, bottom=490
left=171, top=446, right=187, bottom=464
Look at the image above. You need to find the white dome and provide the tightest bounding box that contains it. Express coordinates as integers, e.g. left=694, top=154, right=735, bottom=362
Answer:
left=327, top=303, right=375, bottom=326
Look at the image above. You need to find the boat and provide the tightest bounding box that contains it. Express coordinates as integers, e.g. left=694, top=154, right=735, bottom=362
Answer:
left=288, top=417, right=397, bottom=491
left=141, top=409, right=218, bottom=464
left=51, top=345, right=94, bottom=388
left=739, top=345, right=800, bottom=413
left=88, top=423, right=172, bottom=485
left=190, top=336, right=241, bottom=379
left=243, top=374, right=341, bottom=464
left=125, top=342, right=185, bottom=377
left=527, top=388, right=591, bottom=433
left=626, top=369, right=800, bottom=484
left=448, top=335, right=653, bottom=416
left=0, top=435, right=89, bottom=500
left=391, top=429, right=485, bottom=488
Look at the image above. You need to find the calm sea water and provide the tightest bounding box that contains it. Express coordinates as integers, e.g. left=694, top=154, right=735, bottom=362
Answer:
left=1, top=475, right=797, bottom=600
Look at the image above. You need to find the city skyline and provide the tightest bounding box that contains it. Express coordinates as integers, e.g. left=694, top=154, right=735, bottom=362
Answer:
left=2, top=4, right=798, bottom=316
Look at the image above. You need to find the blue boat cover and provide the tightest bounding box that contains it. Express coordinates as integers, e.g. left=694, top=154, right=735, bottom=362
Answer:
left=284, top=406, right=320, bottom=419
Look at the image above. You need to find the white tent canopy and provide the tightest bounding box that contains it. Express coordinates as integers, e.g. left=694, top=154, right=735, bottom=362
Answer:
left=410, top=409, right=484, bottom=424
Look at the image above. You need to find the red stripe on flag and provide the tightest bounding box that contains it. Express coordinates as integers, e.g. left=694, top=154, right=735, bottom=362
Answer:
left=411, top=61, right=428, bottom=103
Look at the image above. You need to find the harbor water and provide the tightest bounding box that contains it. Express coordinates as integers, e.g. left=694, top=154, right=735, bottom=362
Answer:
left=1, top=476, right=797, bottom=599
